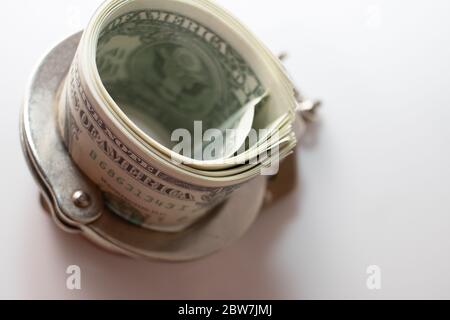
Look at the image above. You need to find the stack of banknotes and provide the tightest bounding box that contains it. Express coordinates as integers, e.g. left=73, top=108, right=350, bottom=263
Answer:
left=57, top=0, right=300, bottom=232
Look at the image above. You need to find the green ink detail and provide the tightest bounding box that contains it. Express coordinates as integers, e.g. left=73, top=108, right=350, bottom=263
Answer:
left=103, top=192, right=147, bottom=227
left=96, top=10, right=265, bottom=147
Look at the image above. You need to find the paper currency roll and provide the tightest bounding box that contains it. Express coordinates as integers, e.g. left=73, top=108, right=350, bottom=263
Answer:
left=57, top=0, right=299, bottom=232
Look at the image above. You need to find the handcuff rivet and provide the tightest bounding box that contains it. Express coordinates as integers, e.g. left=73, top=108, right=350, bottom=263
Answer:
left=72, top=190, right=91, bottom=209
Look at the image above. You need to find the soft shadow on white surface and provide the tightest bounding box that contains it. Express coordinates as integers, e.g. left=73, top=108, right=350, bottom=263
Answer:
left=18, top=160, right=301, bottom=300
left=6, top=0, right=450, bottom=300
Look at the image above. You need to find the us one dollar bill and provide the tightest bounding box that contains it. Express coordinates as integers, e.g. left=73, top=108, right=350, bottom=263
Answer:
left=57, top=0, right=299, bottom=232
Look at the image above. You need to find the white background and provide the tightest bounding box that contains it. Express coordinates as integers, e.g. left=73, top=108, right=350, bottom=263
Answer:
left=1, top=0, right=450, bottom=299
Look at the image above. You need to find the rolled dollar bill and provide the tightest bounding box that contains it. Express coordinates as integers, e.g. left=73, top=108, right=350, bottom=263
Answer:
left=57, top=0, right=299, bottom=232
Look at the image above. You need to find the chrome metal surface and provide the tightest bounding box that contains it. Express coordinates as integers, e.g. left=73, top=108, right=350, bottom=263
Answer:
left=72, top=190, right=92, bottom=209
left=20, top=32, right=268, bottom=262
